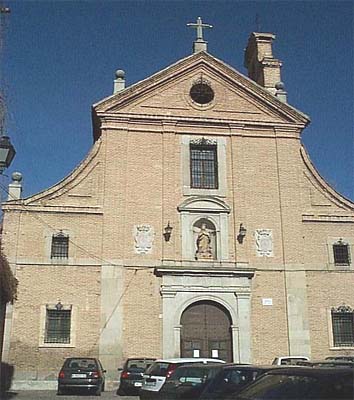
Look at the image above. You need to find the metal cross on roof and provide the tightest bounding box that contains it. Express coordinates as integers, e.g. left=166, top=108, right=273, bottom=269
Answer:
left=187, top=17, right=213, bottom=41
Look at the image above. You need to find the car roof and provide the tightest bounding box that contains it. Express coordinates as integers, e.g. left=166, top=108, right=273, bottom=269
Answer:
left=153, top=358, right=225, bottom=363
left=266, top=366, right=353, bottom=377
left=173, top=363, right=280, bottom=371
left=274, top=356, right=309, bottom=360
left=127, top=357, right=156, bottom=360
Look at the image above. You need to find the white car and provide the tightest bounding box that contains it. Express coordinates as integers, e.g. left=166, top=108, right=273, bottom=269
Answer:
left=139, top=357, right=225, bottom=398
left=271, top=356, right=310, bottom=365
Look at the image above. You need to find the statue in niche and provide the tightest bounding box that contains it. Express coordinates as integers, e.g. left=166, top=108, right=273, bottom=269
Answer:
left=194, top=223, right=214, bottom=260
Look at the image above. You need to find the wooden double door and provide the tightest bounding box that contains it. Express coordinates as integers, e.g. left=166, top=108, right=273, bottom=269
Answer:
left=180, top=300, right=233, bottom=362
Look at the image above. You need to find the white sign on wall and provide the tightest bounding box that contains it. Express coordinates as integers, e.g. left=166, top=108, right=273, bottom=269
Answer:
left=262, top=298, right=273, bottom=306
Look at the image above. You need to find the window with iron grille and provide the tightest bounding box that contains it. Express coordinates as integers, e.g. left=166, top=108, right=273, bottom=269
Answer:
left=331, top=305, right=354, bottom=347
left=333, top=241, right=350, bottom=266
left=51, top=232, right=69, bottom=259
left=45, top=308, right=71, bottom=344
left=190, top=144, right=218, bottom=189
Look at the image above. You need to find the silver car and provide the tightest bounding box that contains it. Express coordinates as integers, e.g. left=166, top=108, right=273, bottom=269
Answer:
left=139, top=357, right=225, bottom=398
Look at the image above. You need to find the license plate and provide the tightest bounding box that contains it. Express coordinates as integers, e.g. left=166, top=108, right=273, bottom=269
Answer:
left=134, top=382, right=142, bottom=387
left=71, top=373, right=86, bottom=378
left=145, top=381, right=156, bottom=386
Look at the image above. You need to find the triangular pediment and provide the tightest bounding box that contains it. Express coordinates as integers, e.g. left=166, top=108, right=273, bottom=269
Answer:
left=93, top=52, right=309, bottom=131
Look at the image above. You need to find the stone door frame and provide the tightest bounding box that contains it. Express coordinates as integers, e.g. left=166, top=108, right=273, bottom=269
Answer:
left=156, top=267, right=254, bottom=363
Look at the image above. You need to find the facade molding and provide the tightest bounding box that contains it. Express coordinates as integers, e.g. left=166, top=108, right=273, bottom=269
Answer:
left=301, top=145, right=354, bottom=211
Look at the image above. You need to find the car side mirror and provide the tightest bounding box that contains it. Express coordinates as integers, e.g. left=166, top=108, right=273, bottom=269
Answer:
left=103, top=370, right=107, bottom=373
left=117, top=367, right=123, bottom=371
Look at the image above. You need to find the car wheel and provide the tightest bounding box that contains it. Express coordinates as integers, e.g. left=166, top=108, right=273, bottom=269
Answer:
left=117, top=386, right=126, bottom=396
left=56, top=387, right=64, bottom=396
left=101, top=382, right=105, bottom=392
left=95, top=385, right=102, bottom=396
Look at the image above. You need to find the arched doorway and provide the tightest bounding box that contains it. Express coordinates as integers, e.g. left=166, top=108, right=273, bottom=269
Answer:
left=180, top=300, right=233, bottom=362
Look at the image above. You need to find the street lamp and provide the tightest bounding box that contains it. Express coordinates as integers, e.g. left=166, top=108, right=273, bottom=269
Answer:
left=0, top=135, right=15, bottom=173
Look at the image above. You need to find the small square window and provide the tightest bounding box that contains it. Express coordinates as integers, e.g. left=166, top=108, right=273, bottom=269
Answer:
left=45, top=307, right=71, bottom=344
left=331, top=305, right=354, bottom=347
left=51, top=232, right=69, bottom=259
left=333, top=242, right=350, bottom=266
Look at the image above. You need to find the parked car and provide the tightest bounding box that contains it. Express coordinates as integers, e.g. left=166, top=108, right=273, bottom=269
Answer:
left=271, top=355, right=309, bottom=365
left=117, top=357, right=156, bottom=396
left=139, top=358, right=225, bottom=399
left=158, top=363, right=275, bottom=399
left=306, top=360, right=354, bottom=368
left=57, top=357, right=106, bottom=396
left=325, top=355, right=354, bottom=362
left=225, top=367, right=353, bottom=399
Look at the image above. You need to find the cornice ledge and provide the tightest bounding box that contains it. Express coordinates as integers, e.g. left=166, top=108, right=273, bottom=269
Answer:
left=302, top=214, right=354, bottom=223
left=2, top=204, right=103, bottom=215
left=154, top=266, right=255, bottom=278
left=98, top=113, right=308, bottom=135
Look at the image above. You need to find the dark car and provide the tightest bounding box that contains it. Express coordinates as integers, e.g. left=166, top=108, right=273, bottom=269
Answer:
left=117, top=358, right=156, bottom=396
left=226, top=367, right=353, bottom=399
left=57, top=357, right=106, bottom=396
left=310, top=360, right=354, bottom=368
left=158, top=364, right=274, bottom=400
left=325, top=355, right=354, bottom=362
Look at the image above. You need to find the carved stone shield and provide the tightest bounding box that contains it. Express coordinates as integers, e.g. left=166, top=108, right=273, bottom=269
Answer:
left=134, top=225, right=154, bottom=254
left=255, top=229, right=273, bottom=257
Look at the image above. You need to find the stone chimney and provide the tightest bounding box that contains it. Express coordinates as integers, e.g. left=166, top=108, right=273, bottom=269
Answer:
left=244, top=32, right=282, bottom=96
left=8, top=171, right=22, bottom=200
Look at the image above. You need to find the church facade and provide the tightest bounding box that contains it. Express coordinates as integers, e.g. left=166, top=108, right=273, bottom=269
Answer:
left=2, top=27, right=354, bottom=387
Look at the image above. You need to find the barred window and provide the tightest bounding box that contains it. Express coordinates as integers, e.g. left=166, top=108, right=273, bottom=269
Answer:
left=190, top=144, right=218, bottom=189
left=51, top=232, right=69, bottom=259
left=45, top=305, right=71, bottom=344
left=333, top=241, right=350, bottom=266
left=331, top=305, right=354, bottom=347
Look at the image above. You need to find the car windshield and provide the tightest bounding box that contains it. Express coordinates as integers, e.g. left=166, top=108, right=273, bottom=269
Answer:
left=280, top=358, right=308, bottom=365
left=236, top=373, right=352, bottom=400
left=203, top=368, right=260, bottom=397
left=66, top=359, right=97, bottom=370
left=127, top=359, right=155, bottom=371
left=170, top=367, right=212, bottom=385
left=145, top=362, right=171, bottom=377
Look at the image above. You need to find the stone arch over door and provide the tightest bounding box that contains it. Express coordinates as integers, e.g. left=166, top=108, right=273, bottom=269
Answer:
left=180, top=300, right=233, bottom=362
left=157, top=269, right=254, bottom=363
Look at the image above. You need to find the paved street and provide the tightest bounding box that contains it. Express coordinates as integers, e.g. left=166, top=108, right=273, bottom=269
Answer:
left=2, top=390, right=138, bottom=399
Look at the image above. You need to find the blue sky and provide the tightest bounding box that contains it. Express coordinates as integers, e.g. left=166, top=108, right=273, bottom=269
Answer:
left=2, top=0, right=354, bottom=201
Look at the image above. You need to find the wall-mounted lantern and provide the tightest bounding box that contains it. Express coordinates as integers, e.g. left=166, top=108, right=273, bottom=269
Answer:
left=0, top=135, right=16, bottom=173
left=237, top=223, right=247, bottom=244
left=163, top=221, right=173, bottom=242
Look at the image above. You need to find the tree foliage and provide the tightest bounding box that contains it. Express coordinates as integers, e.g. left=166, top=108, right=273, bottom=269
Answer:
left=0, top=251, right=17, bottom=304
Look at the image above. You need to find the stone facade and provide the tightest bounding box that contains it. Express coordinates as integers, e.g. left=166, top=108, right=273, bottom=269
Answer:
left=1, top=32, right=354, bottom=388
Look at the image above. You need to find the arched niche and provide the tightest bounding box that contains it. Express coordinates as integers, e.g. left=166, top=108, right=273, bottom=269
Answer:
left=178, top=196, right=230, bottom=261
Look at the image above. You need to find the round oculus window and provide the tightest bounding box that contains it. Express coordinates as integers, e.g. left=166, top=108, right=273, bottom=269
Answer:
left=190, top=83, right=214, bottom=105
